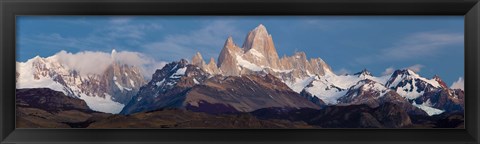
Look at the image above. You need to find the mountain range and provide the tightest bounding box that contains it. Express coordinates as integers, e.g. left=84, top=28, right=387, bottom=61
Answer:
left=121, top=24, right=464, bottom=116
left=16, top=24, right=464, bottom=128
left=16, top=50, right=146, bottom=113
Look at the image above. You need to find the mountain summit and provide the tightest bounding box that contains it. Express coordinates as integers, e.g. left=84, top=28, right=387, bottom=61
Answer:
left=194, top=24, right=333, bottom=90
left=241, top=24, right=281, bottom=69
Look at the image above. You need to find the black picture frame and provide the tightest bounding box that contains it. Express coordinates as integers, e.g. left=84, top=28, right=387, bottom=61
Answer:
left=1, top=0, right=479, bottom=143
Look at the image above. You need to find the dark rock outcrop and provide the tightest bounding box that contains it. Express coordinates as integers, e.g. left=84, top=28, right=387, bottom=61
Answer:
left=16, top=88, right=112, bottom=128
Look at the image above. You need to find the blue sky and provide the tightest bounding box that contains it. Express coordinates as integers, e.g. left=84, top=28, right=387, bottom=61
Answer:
left=16, top=16, right=464, bottom=85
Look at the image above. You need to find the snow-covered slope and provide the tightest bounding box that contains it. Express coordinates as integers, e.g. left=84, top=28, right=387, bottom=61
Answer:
left=412, top=99, right=445, bottom=116
left=385, top=69, right=442, bottom=100
left=17, top=57, right=67, bottom=93
left=298, top=68, right=463, bottom=116
left=301, top=69, right=389, bottom=104
left=188, top=24, right=463, bottom=116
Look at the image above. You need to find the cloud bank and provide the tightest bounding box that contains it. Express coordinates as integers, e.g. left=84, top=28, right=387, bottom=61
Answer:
left=450, top=77, right=464, bottom=90
left=381, top=64, right=424, bottom=76
left=381, top=67, right=395, bottom=76
left=355, top=32, right=463, bottom=64
left=406, top=64, right=424, bottom=73
left=54, top=50, right=166, bottom=79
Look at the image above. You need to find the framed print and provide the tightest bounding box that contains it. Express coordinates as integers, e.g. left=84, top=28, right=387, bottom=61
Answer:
left=1, top=0, right=479, bottom=143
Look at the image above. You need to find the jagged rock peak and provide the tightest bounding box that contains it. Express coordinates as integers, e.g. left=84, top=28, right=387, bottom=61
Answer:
left=208, top=57, right=216, bottom=65
left=243, top=24, right=268, bottom=45
left=293, top=52, right=307, bottom=60
left=152, top=59, right=189, bottom=79
left=250, top=24, right=269, bottom=37
left=224, top=36, right=237, bottom=48
left=242, top=24, right=273, bottom=51
left=216, top=24, right=332, bottom=77
left=194, top=51, right=202, bottom=58
left=204, top=57, right=220, bottom=74
left=191, top=52, right=205, bottom=67
left=218, top=35, right=243, bottom=75
left=241, top=24, right=281, bottom=69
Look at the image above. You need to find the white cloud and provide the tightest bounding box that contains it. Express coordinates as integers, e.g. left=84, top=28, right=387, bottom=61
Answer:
left=380, top=64, right=423, bottom=76
left=355, top=32, right=463, bottom=64
left=55, top=50, right=114, bottom=75
left=53, top=50, right=166, bottom=79
left=383, top=32, right=463, bottom=59
left=335, top=68, right=351, bottom=75
left=450, top=77, right=464, bottom=90
left=382, top=66, right=395, bottom=76
left=406, top=64, right=424, bottom=72
left=22, top=19, right=243, bottom=64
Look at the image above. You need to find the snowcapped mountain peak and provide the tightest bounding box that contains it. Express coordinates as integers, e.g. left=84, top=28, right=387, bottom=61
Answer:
left=398, top=69, right=424, bottom=78
left=344, top=79, right=389, bottom=98
left=17, top=52, right=147, bottom=114
left=395, top=69, right=413, bottom=75
left=391, top=69, right=439, bottom=85
left=388, top=69, right=422, bottom=81
left=354, top=69, right=372, bottom=77
left=150, top=60, right=188, bottom=89
left=385, top=69, right=443, bottom=100
left=405, top=69, right=418, bottom=75
left=208, top=57, right=216, bottom=65
left=351, top=79, right=389, bottom=95
left=29, top=55, right=49, bottom=67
